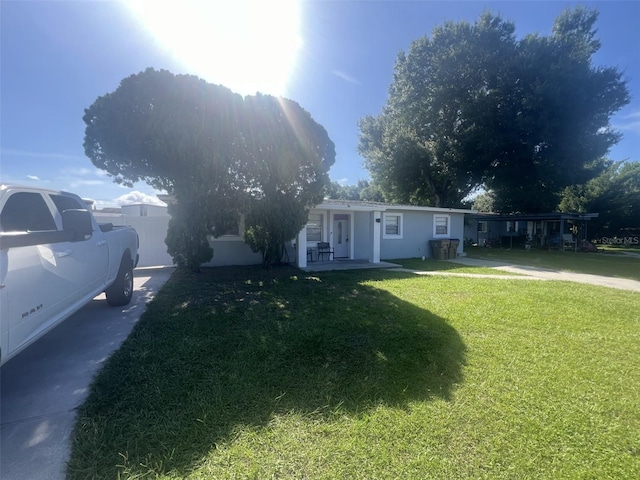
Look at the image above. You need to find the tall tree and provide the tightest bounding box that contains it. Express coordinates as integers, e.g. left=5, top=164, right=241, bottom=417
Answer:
left=359, top=8, right=629, bottom=212
left=84, top=70, right=335, bottom=270
left=240, top=94, right=335, bottom=266
left=485, top=7, right=629, bottom=212
left=84, top=68, right=244, bottom=194
left=84, top=68, right=243, bottom=270
left=359, top=12, right=517, bottom=207
left=84, top=68, right=245, bottom=271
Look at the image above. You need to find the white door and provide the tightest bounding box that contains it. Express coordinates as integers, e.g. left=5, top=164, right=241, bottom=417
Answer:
left=333, top=216, right=349, bottom=258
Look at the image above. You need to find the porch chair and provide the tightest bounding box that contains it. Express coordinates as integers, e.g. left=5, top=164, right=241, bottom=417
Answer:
left=562, top=234, right=576, bottom=251
left=317, top=242, right=334, bottom=261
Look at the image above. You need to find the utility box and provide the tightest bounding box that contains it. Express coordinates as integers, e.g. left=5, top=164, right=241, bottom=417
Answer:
left=429, top=239, right=451, bottom=260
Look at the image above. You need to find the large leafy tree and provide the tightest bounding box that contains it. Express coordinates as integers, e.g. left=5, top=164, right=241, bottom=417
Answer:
left=242, top=94, right=334, bottom=266
left=84, top=68, right=245, bottom=271
left=359, top=8, right=629, bottom=212
left=84, top=69, right=334, bottom=270
left=359, top=12, right=517, bottom=207
left=485, top=8, right=629, bottom=212
left=84, top=68, right=245, bottom=194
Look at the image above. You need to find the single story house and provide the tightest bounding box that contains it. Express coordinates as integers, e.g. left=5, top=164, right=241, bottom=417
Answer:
left=96, top=198, right=473, bottom=268
left=464, top=212, right=599, bottom=250
left=294, top=199, right=472, bottom=268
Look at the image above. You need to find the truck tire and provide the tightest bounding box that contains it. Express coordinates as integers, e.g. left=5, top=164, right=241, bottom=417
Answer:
left=106, top=257, right=134, bottom=306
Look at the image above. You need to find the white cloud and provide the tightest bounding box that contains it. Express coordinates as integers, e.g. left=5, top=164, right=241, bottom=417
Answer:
left=614, top=110, right=640, bottom=133
left=332, top=70, right=362, bottom=86
left=70, top=180, right=106, bottom=188
left=114, top=191, right=167, bottom=206
left=27, top=175, right=40, bottom=180
left=0, top=149, right=85, bottom=162
left=67, top=167, right=93, bottom=176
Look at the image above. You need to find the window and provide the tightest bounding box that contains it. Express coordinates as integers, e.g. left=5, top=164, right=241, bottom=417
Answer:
left=1, top=192, right=57, bottom=232
left=383, top=213, right=403, bottom=239
left=306, top=213, right=323, bottom=242
left=434, top=215, right=450, bottom=237
left=218, top=221, right=240, bottom=237
left=211, top=216, right=242, bottom=240
left=50, top=194, right=86, bottom=215
left=478, top=221, right=488, bottom=233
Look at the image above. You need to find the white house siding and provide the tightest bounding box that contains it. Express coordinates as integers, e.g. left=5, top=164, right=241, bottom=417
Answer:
left=380, top=210, right=428, bottom=259
left=379, top=210, right=466, bottom=260
left=449, top=215, right=465, bottom=256
left=202, top=239, right=263, bottom=267
left=94, top=211, right=262, bottom=268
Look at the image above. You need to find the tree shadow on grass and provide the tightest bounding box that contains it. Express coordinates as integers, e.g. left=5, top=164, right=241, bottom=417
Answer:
left=68, top=266, right=466, bottom=479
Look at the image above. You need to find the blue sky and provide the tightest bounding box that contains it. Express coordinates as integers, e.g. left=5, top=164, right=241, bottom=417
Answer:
left=1, top=1, right=638, bottom=207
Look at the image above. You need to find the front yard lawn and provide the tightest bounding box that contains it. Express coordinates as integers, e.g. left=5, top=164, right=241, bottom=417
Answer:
left=68, top=266, right=639, bottom=479
left=391, top=257, right=521, bottom=275
left=465, top=247, right=640, bottom=280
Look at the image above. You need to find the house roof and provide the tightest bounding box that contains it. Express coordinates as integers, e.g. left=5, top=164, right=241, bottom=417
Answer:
left=316, top=198, right=474, bottom=214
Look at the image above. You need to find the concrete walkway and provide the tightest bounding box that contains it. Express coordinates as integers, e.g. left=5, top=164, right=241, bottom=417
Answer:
left=395, top=256, right=640, bottom=292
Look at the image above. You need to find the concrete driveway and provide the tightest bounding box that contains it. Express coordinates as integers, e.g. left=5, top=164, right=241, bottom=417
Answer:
left=0, top=266, right=174, bottom=480
left=447, top=256, right=640, bottom=292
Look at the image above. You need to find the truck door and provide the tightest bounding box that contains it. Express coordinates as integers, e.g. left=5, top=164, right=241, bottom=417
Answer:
left=48, top=193, right=109, bottom=300
left=0, top=191, right=72, bottom=355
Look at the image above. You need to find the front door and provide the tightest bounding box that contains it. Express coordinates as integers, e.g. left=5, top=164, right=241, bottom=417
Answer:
left=333, top=215, right=349, bottom=258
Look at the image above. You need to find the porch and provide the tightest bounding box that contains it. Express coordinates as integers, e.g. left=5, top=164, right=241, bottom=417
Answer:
left=300, top=259, right=401, bottom=273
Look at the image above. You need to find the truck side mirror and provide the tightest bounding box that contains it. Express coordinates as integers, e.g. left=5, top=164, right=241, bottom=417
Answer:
left=62, top=209, right=93, bottom=241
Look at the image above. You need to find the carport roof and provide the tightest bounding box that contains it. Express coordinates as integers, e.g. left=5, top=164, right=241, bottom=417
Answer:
left=472, top=212, right=599, bottom=222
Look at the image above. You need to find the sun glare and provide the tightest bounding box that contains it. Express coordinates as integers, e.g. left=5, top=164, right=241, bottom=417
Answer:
left=125, top=0, right=302, bottom=97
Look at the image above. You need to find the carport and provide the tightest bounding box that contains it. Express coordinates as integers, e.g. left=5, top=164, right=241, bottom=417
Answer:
left=468, top=212, right=599, bottom=251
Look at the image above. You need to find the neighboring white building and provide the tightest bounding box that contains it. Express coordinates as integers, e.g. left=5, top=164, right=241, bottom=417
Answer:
left=121, top=203, right=168, bottom=217
left=94, top=204, right=172, bottom=268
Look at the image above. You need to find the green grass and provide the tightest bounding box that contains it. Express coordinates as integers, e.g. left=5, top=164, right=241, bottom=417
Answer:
left=68, top=266, right=640, bottom=479
left=465, top=247, right=640, bottom=281
left=390, top=257, right=520, bottom=275
left=597, top=244, right=640, bottom=254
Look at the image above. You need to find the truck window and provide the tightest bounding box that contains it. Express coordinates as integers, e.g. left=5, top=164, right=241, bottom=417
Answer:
left=50, top=194, right=86, bottom=214
left=0, top=192, right=57, bottom=232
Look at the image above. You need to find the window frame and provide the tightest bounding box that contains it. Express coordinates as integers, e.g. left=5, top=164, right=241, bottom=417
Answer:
left=210, top=216, right=244, bottom=242
left=0, top=192, right=58, bottom=232
left=433, top=214, right=450, bottom=237
left=306, top=213, right=323, bottom=243
left=383, top=213, right=403, bottom=239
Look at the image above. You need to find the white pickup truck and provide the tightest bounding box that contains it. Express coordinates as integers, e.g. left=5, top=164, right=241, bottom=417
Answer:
left=0, top=185, right=139, bottom=366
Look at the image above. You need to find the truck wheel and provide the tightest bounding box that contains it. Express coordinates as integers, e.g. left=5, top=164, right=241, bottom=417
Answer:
left=106, top=257, right=134, bottom=306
